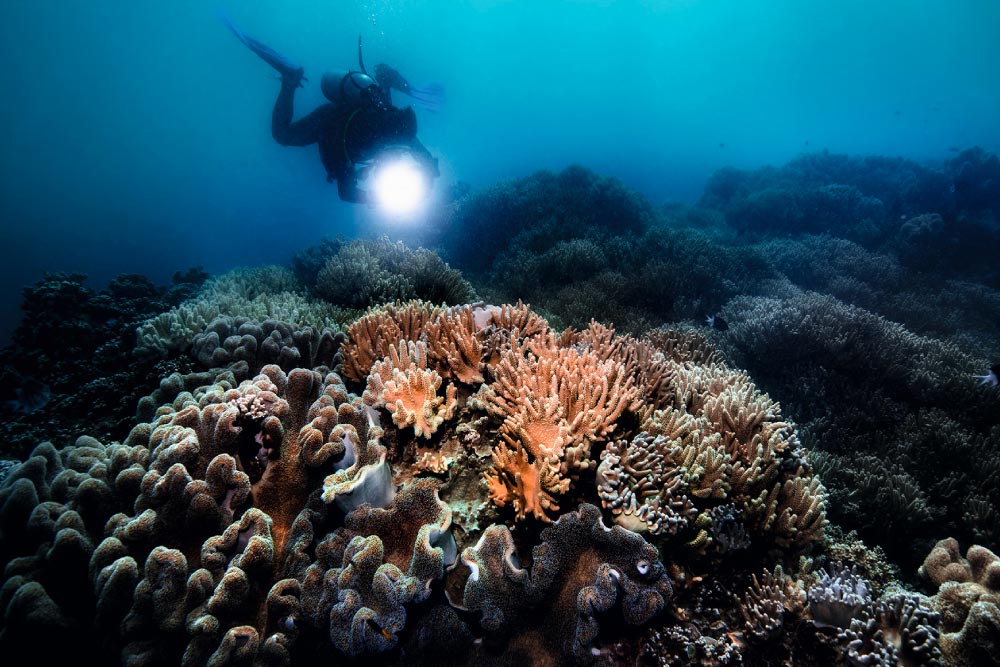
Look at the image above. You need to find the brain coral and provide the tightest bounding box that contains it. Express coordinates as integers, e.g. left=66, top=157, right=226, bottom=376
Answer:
left=0, top=300, right=832, bottom=666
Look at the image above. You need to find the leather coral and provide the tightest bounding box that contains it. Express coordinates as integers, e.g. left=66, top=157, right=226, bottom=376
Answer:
left=473, top=330, right=640, bottom=521
left=363, top=340, right=457, bottom=439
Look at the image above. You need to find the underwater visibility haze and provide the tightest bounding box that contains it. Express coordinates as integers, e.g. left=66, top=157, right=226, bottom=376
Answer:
left=1, top=1, right=1000, bottom=666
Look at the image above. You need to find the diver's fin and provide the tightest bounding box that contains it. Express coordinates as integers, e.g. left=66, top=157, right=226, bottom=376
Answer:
left=219, top=10, right=306, bottom=84
left=407, top=82, right=445, bottom=112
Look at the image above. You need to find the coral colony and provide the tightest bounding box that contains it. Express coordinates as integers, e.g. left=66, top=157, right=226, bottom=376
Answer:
left=3, top=298, right=997, bottom=666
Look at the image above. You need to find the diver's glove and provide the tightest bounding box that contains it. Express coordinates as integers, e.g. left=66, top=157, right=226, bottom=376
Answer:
left=281, top=66, right=307, bottom=89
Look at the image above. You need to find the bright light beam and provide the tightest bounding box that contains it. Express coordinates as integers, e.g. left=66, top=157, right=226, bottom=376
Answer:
left=372, top=157, right=427, bottom=216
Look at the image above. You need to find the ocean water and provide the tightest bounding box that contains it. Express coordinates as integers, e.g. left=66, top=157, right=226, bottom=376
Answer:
left=1, top=0, right=998, bottom=341
left=2, top=3, right=1000, bottom=665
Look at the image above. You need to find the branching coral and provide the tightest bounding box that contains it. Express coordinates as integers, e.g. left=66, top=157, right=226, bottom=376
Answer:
left=723, top=286, right=992, bottom=571
left=839, top=592, right=943, bottom=667
left=363, top=340, right=458, bottom=439
left=597, top=359, right=825, bottom=554
left=808, top=563, right=873, bottom=629
left=473, top=329, right=640, bottom=521
left=314, top=237, right=476, bottom=310
left=340, top=300, right=443, bottom=383
left=735, top=565, right=806, bottom=642
left=424, top=305, right=485, bottom=385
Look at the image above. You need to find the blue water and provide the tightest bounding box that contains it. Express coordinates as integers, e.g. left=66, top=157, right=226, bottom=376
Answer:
left=1, top=0, right=998, bottom=341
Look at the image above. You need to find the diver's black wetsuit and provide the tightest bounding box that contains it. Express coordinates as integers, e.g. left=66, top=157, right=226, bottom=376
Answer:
left=271, top=68, right=435, bottom=204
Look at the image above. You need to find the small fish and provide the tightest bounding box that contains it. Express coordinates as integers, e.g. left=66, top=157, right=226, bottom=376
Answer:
left=718, top=142, right=726, bottom=149
left=367, top=617, right=393, bottom=642
left=705, top=314, right=729, bottom=331
left=973, top=363, right=1000, bottom=388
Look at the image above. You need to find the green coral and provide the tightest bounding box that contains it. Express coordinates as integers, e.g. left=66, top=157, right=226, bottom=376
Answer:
left=315, top=237, right=476, bottom=309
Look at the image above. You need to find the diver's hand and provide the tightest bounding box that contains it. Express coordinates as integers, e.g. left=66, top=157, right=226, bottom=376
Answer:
left=280, top=66, right=307, bottom=88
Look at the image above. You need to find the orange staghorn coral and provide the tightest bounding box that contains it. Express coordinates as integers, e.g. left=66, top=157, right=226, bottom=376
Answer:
left=483, top=331, right=640, bottom=444
left=473, top=330, right=640, bottom=521
left=481, top=300, right=547, bottom=339
left=484, top=441, right=568, bottom=522
left=478, top=301, right=550, bottom=369
left=643, top=326, right=724, bottom=366
left=424, top=305, right=486, bottom=384
left=364, top=340, right=458, bottom=439
left=340, top=300, right=443, bottom=382
left=570, top=320, right=683, bottom=413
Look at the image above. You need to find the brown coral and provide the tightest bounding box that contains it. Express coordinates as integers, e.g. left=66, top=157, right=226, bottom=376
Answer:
left=597, top=359, right=825, bottom=553
left=919, top=537, right=1000, bottom=667
left=735, top=565, right=806, bottom=642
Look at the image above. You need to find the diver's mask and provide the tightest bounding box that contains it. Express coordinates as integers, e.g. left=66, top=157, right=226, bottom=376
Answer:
left=321, top=70, right=390, bottom=111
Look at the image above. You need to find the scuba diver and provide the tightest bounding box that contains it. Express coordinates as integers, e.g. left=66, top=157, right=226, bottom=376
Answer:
left=222, top=15, right=441, bottom=206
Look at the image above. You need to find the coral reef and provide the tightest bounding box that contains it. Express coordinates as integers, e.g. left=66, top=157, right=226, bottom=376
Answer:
left=0, top=270, right=204, bottom=460
left=0, top=301, right=830, bottom=666
left=313, top=237, right=476, bottom=310
left=6, top=147, right=1000, bottom=665
left=722, top=286, right=999, bottom=571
